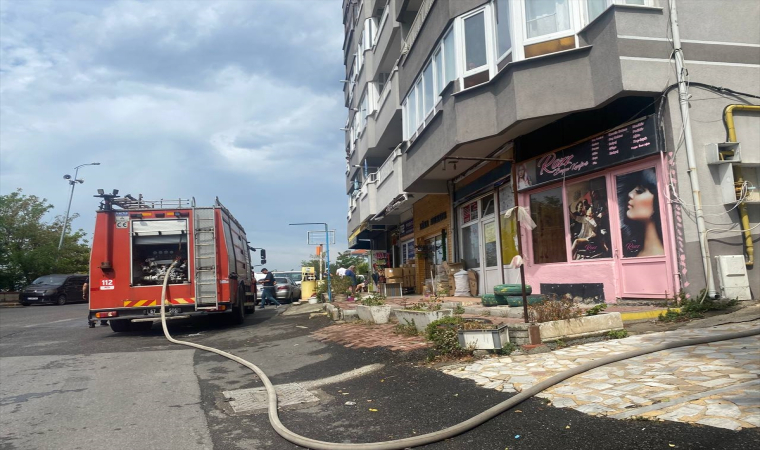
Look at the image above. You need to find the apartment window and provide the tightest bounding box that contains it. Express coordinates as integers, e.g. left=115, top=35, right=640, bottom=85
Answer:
left=494, top=0, right=512, bottom=58
left=443, top=28, right=457, bottom=85
left=408, top=87, right=417, bottom=134
left=422, top=63, right=434, bottom=115
left=402, top=100, right=409, bottom=140
left=529, top=187, right=567, bottom=264
left=415, top=79, right=423, bottom=129
left=525, top=0, right=571, bottom=39
left=463, top=11, right=488, bottom=72
left=364, top=18, right=376, bottom=48
left=359, top=91, right=369, bottom=129
left=587, top=0, right=608, bottom=20
left=433, top=49, right=444, bottom=94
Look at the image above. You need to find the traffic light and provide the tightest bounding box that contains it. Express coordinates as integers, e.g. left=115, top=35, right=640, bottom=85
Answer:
left=260, top=249, right=266, bottom=264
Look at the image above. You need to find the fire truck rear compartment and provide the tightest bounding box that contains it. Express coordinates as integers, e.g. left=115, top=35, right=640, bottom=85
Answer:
left=131, top=219, right=189, bottom=286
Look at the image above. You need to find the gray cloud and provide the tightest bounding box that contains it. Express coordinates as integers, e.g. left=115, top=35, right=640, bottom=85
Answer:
left=1, top=0, right=349, bottom=271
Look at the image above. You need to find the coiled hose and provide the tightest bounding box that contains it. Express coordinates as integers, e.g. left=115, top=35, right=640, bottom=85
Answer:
left=159, top=263, right=760, bottom=449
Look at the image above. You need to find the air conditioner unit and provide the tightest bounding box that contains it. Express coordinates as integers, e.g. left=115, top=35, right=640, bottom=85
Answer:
left=715, top=255, right=751, bottom=300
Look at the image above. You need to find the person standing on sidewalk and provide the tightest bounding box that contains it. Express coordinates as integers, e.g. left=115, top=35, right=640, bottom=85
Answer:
left=258, top=268, right=281, bottom=309
left=345, top=265, right=358, bottom=301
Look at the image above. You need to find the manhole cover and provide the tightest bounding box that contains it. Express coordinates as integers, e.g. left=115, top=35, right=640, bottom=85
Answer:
left=223, top=383, right=320, bottom=414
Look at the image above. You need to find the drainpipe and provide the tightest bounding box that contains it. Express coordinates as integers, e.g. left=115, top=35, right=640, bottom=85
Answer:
left=723, top=104, right=759, bottom=268
left=669, top=0, right=717, bottom=298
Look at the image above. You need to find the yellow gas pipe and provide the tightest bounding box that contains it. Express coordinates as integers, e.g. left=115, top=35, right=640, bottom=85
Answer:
left=723, top=104, right=760, bottom=268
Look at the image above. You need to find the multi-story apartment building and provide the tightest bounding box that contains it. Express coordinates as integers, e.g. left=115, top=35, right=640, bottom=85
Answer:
left=343, top=0, right=759, bottom=302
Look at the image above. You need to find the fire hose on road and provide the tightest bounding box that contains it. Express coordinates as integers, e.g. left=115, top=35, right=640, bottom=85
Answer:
left=159, top=262, right=760, bottom=449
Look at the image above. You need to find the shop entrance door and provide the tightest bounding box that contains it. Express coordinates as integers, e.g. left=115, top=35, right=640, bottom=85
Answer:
left=610, top=164, right=673, bottom=298
left=481, top=218, right=500, bottom=294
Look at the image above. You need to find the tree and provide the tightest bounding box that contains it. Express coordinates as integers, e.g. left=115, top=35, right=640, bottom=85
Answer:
left=0, top=189, right=90, bottom=290
left=335, top=250, right=369, bottom=276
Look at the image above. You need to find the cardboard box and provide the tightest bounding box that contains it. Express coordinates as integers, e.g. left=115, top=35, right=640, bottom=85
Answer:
left=403, top=267, right=412, bottom=276
left=467, top=270, right=478, bottom=296
left=385, top=268, right=403, bottom=278
left=386, top=277, right=404, bottom=284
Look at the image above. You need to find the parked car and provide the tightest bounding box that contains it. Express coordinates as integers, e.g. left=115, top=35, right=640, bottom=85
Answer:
left=19, top=274, right=88, bottom=306
left=274, top=277, right=301, bottom=302
left=273, top=271, right=303, bottom=286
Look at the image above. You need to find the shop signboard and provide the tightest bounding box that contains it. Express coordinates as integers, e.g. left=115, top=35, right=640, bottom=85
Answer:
left=516, top=115, right=659, bottom=191
left=399, top=219, right=414, bottom=238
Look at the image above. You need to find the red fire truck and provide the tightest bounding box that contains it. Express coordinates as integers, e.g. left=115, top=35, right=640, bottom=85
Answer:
left=88, top=192, right=258, bottom=332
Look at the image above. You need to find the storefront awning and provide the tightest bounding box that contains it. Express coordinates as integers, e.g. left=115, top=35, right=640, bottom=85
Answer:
left=348, top=224, right=386, bottom=249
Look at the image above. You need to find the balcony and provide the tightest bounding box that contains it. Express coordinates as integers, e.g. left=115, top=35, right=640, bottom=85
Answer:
left=375, top=146, right=408, bottom=220
left=369, top=66, right=402, bottom=155
left=370, top=0, right=402, bottom=82
left=347, top=197, right=362, bottom=235
left=358, top=173, right=379, bottom=224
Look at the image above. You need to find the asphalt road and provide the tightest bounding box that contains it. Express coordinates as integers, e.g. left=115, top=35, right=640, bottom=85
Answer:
left=1, top=303, right=758, bottom=450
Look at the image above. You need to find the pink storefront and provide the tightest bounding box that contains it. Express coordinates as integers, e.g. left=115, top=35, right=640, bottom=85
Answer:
left=515, top=116, right=677, bottom=303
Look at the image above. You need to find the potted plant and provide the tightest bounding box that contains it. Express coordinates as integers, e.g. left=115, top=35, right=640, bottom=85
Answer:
left=394, top=299, right=453, bottom=333
left=457, top=319, right=510, bottom=350
left=355, top=292, right=392, bottom=324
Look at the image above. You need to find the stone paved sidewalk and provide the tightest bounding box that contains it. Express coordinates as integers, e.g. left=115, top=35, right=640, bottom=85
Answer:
left=442, top=321, right=760, bottom=430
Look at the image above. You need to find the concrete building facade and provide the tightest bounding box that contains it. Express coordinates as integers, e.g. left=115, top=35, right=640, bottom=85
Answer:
left=342, top=0, right=759, bottom=301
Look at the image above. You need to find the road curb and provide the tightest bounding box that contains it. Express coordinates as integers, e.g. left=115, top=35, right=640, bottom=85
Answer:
left=0, top=302, right=23, bottom=308
left=620, top=308, right=678, bottom=322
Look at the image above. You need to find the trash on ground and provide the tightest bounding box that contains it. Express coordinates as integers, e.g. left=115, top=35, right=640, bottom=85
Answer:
left=345, top=401, right=356, bottom=406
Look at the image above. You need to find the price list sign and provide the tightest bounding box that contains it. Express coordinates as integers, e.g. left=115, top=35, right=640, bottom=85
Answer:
left=516, top=115, right=659, bottom=191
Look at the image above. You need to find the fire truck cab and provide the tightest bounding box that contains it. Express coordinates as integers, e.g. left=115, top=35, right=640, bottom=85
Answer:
left=88, top=193, right=256, bottom=332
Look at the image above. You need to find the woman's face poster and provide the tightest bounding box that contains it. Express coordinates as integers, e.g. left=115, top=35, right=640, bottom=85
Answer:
left=616, top=168, right=664, bottom=258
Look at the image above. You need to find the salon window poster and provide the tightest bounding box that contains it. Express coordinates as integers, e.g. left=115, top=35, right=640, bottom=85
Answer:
left=566, top=177, right=612, bottom=260
left=616, top=168, right=665, bottom=258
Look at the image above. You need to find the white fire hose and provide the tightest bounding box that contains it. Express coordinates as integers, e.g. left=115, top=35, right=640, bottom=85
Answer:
left=159, top=262, right=760, bottom=449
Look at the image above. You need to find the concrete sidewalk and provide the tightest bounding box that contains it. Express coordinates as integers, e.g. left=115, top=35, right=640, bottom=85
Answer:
left=441, top=320, right=760, bottom=430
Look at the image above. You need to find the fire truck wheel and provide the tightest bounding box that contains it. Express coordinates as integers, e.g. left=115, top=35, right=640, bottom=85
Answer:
left=56, top=295, right=67, bottom=306
left=231, top=285, right=245, bottom=325
left=109, top=320, right=132, bottom=332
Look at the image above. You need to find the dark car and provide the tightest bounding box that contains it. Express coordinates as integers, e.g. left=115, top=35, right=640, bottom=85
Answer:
left=19, top=274, right=88, bottom=306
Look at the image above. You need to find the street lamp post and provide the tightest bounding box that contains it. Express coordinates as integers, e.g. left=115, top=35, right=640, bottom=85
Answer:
left=289, top=222, right=332, bottom=303
left=58, top=162, right=100, bottom=250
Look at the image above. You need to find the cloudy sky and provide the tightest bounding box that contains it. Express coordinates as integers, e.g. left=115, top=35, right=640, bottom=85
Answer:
left=0, top=0, right=348, bottom=271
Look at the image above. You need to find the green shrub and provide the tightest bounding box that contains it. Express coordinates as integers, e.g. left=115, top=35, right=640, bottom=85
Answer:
left=425, top=316, right=469, bottom=357
left=658, top=296, right=738, bottom=322
left=586, top=302, right=608, bottom=316
left=453, top=304, right=465, bottom=315
left=607, top=329, right=629, bottom=339
left=494, top=342, right=517, bottom=355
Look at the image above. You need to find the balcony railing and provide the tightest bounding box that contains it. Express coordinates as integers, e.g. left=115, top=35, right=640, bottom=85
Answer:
left=377, top=145, right=402, bottom=185
left=401, top=0, right=435, bottom=55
